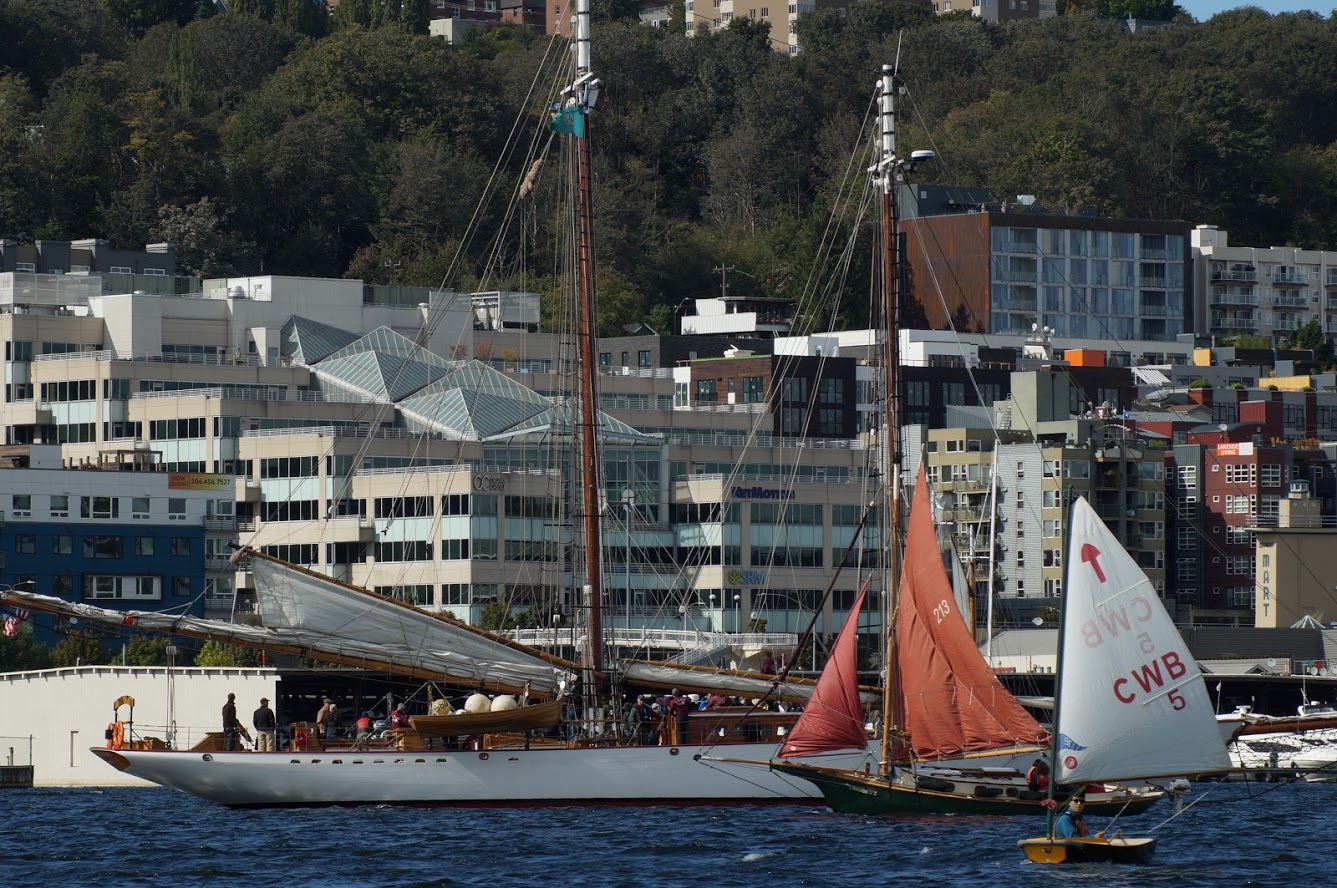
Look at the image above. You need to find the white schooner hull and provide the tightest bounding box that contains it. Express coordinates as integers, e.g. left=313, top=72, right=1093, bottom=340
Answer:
left=93, top=744, right=872, bottom=808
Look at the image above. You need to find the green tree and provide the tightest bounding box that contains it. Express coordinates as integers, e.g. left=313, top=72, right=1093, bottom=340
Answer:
left=123, top=634, right=184, bottom=666
left=477, top=599, right=516, bottom=631
left=195, top=641, right=262, bottom=666
left=0, top=624, right=52, bottom=671
left=1290, top=318, right=1335, bottom=364
left=152, top=197, right=260, bottom=277
left=51, top=635, right=110, bottom=667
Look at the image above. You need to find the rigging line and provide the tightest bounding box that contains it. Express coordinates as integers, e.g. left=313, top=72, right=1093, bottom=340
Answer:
left=691, top=754, right=821, bottom=797
left=684, top=95, right=880, bottom=607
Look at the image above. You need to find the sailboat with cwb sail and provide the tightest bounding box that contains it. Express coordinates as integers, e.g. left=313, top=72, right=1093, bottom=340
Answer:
left=1017, top=497, right=1232, bottom=864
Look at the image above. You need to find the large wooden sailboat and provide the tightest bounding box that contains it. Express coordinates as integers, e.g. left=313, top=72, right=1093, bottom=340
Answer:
left=766, top=65, right=1162, bottom=817
left=3, top=0, right=874, bottom=809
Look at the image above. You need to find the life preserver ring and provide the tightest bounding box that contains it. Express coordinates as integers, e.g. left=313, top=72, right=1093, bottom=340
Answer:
left=106, top=720, right=126, bottom=750
left=292, top=729, right=309, bottom=751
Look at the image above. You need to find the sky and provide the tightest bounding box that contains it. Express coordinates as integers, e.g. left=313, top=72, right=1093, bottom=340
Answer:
left=1177, top=0, right=1333, bottom=20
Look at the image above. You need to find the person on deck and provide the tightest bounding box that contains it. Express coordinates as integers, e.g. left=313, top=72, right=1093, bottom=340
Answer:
left=222, top=693, right=241, bottom=751
left=252, top=697, right=277, bottom=752
left=760, top=652, right=777, bottom=675
left=389, top=704, right=410, bottom=730
left=356, top=711, right=374, bottom=742
left=669, top=691, right=691, bottom=745
left=316, top=698, right=339, bottom=740
left=1027, top=759, right=1050, bottom=793
left=1053, top=795, right=1089, bottom=838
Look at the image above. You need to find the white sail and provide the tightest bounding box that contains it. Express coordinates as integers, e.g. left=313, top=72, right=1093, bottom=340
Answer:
left=1055, top=498, right=1232, bottom=784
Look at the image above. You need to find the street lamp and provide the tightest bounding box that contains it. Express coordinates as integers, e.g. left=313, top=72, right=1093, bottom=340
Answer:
left=733, top=592, right=741, bottom=633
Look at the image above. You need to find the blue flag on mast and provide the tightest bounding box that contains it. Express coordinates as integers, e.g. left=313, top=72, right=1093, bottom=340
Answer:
left=548, top=106, right=585, bottom=138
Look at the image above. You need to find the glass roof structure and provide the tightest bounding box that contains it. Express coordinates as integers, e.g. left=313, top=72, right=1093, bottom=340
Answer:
left=287, top=317, right=655, bottom=445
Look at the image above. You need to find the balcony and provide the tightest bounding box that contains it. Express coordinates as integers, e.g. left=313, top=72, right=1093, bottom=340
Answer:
left=5, top=400, right=52, bottom=425
left=203, top=516, right=236, bottom=532
left=1209, top=292, right=1257, bottom=306
left=1212, top=268, right=1258, bottom=282
left=1272, top=270, right=1311, bottom=286
left=235, top=476, right=260, bottom=502
left=329, top=516, right=376, bottom=542
left=1271, top=294, right=1311, bottom=309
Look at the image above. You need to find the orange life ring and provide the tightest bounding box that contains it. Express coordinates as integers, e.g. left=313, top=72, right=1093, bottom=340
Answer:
left=106, top=720, right=125, bottom=750
left=292, top=729, right=309, bottom=751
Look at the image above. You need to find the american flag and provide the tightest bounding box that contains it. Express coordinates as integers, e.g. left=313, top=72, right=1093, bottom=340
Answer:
left=3, top=607, right=30, bottom=636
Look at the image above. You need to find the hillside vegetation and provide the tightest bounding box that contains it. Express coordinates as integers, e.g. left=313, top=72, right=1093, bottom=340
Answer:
left=2, top=1, right=1334, bottom=331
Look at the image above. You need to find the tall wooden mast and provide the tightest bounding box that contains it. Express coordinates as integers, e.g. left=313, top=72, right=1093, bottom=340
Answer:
left=875, top=64, right=904, bottom=771
left=570, top=0, right=604, bottom=676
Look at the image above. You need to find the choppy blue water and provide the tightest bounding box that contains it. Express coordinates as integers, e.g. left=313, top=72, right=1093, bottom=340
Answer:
left=0, top=781, right=1324, bottom=886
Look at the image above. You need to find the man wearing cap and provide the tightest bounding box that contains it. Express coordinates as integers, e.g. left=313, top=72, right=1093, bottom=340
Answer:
left=315, top=697, right=339, bottom=740
left=253, top=696, right=277, bottom=752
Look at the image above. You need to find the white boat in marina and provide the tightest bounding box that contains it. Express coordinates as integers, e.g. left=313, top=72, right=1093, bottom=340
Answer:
left=1219, top=703, right=1337, bottom=780
left=92, top=738, right=870, bottom=808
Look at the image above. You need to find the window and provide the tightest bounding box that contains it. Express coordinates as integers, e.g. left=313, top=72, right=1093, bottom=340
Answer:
left=84, top=575, right=160, bottom=601
left=50, top=494, right=68, bottom=517
left=174, top=577, right=192, bottom=597
left=168, top=498, right=187, bottom=520
left=84, top=535, right=123, bottom=558
left=132, top=497, right=150, bottom=519
left=81, top=496, right=120, bottom=519
left=15, top=534, right=35, bottom=554
left=12, top=494, right=30, bottom=517
left=171, top=537, right=192, bottom=556
left=638, top=350, right=652, bottom=368
left=136, top=537, right=155, bottom=556
left=52, top=535, right=72, bottom=555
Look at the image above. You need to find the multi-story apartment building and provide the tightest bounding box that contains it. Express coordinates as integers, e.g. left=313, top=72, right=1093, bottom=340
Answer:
left=919, top=369, right=1169, bottom=625
left=1169, top=400, right=1335, bottom=622
left=1193, top=224, right=1337, bottom=345
left=0, top=458, right=228, bottom=643
left=684, top=0, right=850, bottom=54
left=902, top=185, right=1193, bottom=341
left=957, top=0, right=1056, bottom=23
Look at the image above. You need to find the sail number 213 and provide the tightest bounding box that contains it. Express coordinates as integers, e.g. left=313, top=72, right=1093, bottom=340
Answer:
left=932, top=599, right=952, bottom=623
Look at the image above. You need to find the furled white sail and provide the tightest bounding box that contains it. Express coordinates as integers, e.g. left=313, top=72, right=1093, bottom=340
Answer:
left=5, top=578, right=574, bottom=698
left=1055, top=498, right=1232, bottom=784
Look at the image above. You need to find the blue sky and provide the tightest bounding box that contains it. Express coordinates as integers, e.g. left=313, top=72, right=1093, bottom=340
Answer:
left=1178, top=0, right=1333, bottom=20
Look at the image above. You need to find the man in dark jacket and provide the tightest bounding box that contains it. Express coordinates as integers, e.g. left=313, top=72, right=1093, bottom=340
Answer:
left=222, top=693, right=241, bottom=751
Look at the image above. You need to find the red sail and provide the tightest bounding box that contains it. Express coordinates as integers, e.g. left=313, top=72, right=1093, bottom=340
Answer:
left=777, top=584, right=869, bottom=758
left=895, top=467, right=1049, bottom=759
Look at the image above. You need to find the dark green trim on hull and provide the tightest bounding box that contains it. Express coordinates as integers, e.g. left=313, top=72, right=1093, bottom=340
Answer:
left=770, top=762, right=1163, bottom=817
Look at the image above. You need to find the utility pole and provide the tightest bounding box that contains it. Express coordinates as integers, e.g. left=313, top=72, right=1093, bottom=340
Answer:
left=714, top=264, right=734, bottom=298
